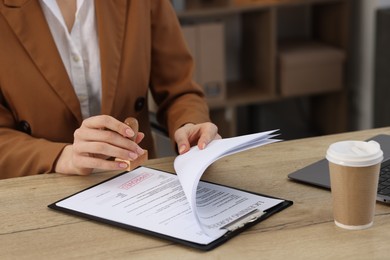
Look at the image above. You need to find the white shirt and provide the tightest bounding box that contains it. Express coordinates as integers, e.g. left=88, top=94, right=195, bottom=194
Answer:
left=40, top=0, right=102, bottom=119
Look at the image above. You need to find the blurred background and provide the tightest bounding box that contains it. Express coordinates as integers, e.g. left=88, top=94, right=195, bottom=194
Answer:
left=152, top=0, right=390, bottom=156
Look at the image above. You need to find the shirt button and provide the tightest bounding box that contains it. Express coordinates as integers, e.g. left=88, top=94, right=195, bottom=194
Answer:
left=72, top=54, right=80, bottom=62
left=79, top=95, right=87, bottom=102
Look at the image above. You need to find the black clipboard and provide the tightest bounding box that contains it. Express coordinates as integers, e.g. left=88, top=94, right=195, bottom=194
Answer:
left=48, top=167, right=293, bottom=251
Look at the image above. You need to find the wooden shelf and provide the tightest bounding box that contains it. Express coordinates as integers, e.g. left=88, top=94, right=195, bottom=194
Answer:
left=207, top=81, right=278, bottom=109
left=207, top=81, right=343, bottom=109
left=174, top=0, right=351, bottom=137
left=176, top=0, right=346, bottom=18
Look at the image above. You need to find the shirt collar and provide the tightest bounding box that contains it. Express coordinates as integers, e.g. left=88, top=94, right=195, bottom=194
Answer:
left=40, top=0, right=86, bottom=32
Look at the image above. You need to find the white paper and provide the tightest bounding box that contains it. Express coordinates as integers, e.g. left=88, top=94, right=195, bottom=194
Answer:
left=174, top=130, right=280, bottom=236
left=56, top=131, right=283, bottom=245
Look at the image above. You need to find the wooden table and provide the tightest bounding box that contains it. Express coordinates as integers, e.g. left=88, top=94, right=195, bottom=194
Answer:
left=2, top=128, right=390, bottom=259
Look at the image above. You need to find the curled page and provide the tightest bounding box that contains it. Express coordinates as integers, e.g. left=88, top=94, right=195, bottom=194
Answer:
left=173, top=130, right=280, bottom=237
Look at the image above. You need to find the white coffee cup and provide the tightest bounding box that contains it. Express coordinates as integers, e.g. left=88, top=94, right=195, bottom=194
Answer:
left=326, top=140, right=383, bottom=230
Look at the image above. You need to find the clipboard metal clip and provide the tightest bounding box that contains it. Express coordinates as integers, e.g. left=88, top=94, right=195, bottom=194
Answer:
left=222, top=209, right=265, bottom=232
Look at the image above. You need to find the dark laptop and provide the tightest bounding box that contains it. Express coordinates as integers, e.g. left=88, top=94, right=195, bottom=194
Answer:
left=288, top=134, right=390, bottom=203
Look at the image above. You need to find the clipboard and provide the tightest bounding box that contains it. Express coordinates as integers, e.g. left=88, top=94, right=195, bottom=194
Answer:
left=48, top=167, right=293, bottom=251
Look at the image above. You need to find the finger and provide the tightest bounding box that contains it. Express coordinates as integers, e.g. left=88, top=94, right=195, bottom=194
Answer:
left=197, top=133, right=212, bottom=150
left=197, top=124, right=219, bottom=150
left=82, top=115, right=135, bottom=139
left=72, top=155, right=130, bottom=175
left=175, top=129, right=191, bottom=155
left=135, top=132, right=145, bottom=144
left=74, top=127, right=144, bottom=155
left=74, top=140, right=141, bottom=161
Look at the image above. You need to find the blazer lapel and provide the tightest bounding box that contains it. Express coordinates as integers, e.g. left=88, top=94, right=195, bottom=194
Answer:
left=2, top=0, right=83, bottom=124
left=95, top=0, right=127, bottom=115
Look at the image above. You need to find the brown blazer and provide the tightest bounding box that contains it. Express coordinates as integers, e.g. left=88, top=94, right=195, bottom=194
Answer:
left=0, top=0, right=210, bottom=178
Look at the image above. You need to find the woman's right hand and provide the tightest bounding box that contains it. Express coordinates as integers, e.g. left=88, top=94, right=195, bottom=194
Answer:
left=54, top=115, right=145, bottom=175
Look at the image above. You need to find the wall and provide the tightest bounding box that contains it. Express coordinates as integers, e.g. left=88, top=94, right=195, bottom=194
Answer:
left=351, top=0, right=390, bottom=130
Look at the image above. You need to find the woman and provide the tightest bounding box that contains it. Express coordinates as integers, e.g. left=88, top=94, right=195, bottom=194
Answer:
left=0, top=0, right=219, bottom=178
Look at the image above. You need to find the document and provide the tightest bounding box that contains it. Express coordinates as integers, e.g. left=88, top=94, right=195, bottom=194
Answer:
left=50, top=130, right=292, bottom=250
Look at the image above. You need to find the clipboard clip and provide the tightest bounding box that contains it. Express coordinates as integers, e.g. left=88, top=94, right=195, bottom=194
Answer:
left=222, top=209, right=265, bottom=232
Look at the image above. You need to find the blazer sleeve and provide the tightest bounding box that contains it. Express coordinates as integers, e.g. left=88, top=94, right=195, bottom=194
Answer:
left=149, top=0, right=211, bottom=138
left=0, top=98, right=67, bottom=179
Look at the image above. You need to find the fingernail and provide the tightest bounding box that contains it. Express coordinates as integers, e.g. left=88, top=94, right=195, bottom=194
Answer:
left=201, top=143, right=206, bottom=150
left=137, top=147, right=144, bottom=155
left=129, top=152, right=138, bottom=160
left=126, top=128, right=134, bottom=138
left=179, top=145, right=186, bottom=154
left=119, top=162, right=128, bottom=169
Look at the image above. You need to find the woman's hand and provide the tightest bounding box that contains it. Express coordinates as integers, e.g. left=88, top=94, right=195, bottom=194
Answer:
left=174, top=122, right=221, bottom=154
left=55, top=115, right=145, bottom=175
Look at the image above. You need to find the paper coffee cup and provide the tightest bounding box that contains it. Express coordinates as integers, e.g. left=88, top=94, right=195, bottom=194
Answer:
left=326, top=140, right=383, bottom=230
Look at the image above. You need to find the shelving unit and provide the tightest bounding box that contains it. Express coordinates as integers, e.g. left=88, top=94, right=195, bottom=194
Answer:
left=173, top=0, right=351, bottom=138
